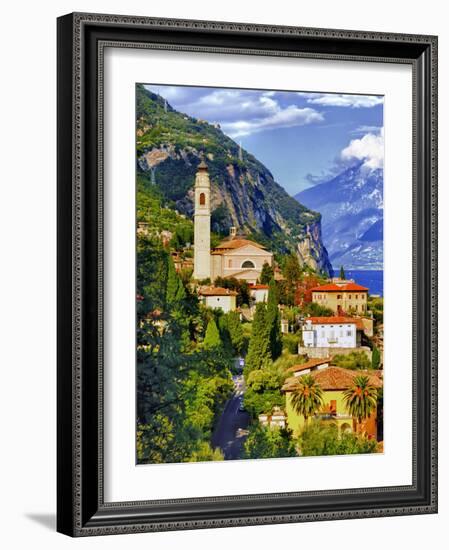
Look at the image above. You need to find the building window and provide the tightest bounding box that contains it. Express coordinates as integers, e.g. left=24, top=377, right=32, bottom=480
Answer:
left=241, top=260, right=255, bottom=269
left=199, top=192, right=206, bottom=206
left=228, top=259, right=232, bottom=268
left=337, top=294, right=342, bottom=299
left=347, top=330, right=352, bottom=336
left=355, top=294, right=358, bottom=299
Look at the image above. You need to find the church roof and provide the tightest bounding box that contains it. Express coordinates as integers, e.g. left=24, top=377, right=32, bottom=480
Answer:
left=211, top=238, right=267, bottom=255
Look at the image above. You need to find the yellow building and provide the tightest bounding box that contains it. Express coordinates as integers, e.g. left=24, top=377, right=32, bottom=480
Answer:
left=310, top=281, right=368, bottom=315
left=282, top=360, right=382, bottom=438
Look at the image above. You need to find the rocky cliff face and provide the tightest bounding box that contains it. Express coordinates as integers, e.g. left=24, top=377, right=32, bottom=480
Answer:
left=136, top=84, right=332, bottom=275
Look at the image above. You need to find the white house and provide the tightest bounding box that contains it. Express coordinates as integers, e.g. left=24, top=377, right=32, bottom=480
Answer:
left=198, top=286, right=237, bottom=313
left=302, top=316, right=363, bottom=349
left=249, top=284, right=269, bottom=303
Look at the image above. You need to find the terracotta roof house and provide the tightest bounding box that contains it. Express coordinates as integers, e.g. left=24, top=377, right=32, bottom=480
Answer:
left=310, top=282, right=369, bottom=315
left=198, top=286, right=237, bottom=313
left=282, top=364, right=383, bottom=440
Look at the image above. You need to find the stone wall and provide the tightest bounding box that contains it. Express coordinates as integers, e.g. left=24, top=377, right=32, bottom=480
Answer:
left=298, top=345, right=372, bottom=360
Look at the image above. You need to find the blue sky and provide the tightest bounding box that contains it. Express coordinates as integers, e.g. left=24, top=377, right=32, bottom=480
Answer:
left=144, top=84, right=384, bottom=195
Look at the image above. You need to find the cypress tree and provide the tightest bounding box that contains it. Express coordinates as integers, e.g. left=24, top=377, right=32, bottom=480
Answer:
left=266, top=278, right=283, bottom=360
left=372, top=345, right=381, bottom=370
left=259, top=262, right=274, bottom=284
left=339, top=265, right=346, bottom=280
left=165, top=256, right=186, bottom=308
left=245, top=303, right=272, bottom=375
left=227, top=311, right=245, bottom=355
left=203, top=319, right=222, bottom=350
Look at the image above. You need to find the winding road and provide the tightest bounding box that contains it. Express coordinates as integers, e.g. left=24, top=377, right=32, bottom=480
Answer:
left=211, top=375, right=250, bottom=460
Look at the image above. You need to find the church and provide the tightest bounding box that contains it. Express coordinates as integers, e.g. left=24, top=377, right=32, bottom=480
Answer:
left=193, top=160, right=273, bottom=284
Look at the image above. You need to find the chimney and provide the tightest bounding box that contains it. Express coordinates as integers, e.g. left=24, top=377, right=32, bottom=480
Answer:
left=230, top=226, right=237, bottom=238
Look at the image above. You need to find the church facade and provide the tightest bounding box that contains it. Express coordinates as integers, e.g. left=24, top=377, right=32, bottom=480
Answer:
left=193, top=161, right=273, bottom=283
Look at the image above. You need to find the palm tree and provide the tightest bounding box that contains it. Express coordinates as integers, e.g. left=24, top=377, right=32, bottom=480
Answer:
left=290, top=374, right=324, bottom=425
left=343, top=375, right=378, bottom=433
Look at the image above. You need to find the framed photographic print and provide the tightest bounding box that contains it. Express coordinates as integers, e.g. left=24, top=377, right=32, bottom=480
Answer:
left=57, top=12, right=438, bottom=536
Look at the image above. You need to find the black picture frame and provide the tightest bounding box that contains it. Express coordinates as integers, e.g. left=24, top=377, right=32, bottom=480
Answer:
left=57, top=12, right=438, bottom=537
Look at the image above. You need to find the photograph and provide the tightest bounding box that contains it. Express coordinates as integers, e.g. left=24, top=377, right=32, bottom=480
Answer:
left=135, top=83, right=385, bottom=464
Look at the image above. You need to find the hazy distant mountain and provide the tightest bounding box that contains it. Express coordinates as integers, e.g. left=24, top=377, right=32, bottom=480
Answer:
left=295, top=163, right=383, bottom=270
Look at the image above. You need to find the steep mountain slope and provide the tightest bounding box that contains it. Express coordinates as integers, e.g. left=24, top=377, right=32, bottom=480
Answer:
left=295, top=163, right=383, bottom=270
left=136, top=84, right=332, bottom=275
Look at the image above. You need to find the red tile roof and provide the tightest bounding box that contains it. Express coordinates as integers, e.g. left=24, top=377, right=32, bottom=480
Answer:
left=287, top=357, right=332, bottom=374
left=250, top=284, right=269, bottom=290
left=305, top=316, right=365, bottom=330
left=282, top=366, right=383, bottom=392
left=198, top=286, right=238, bottom=296
left=310, top=283, right=368, bottom=292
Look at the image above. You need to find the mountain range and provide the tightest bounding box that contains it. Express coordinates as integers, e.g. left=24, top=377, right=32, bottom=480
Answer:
left=136, top=84, right=333, bottom=275
left=295, top=163, right=383, bottom=270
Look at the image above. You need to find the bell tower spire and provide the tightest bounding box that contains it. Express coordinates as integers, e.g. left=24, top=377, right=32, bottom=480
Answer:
left=193, top=160, right=211, bottom=280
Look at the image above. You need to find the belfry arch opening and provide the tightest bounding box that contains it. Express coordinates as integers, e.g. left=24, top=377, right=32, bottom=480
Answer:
left=199, top=193, right=206, bottom=206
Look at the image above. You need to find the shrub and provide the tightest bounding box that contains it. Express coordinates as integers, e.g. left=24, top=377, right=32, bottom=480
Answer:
left=283, top=333, right=301, bottom=354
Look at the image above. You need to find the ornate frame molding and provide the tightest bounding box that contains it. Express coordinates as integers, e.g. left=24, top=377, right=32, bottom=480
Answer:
left=57, top=12, right=437, bottom=537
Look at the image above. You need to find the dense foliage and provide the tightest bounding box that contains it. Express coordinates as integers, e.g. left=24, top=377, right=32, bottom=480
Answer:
left=332, top=351, right=372, bottom=371
left=243, top=425, right=297, bottom=459
left=136, top=234, right=233, bottom=464
left=299, top=422, right=378, bottom=456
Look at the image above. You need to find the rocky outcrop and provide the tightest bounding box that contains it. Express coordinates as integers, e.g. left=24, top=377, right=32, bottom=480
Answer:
left=136, top=84, right=332, bottom=275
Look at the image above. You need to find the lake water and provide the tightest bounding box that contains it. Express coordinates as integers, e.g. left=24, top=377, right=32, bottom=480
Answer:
left=345, top=270, right=383, bottom=297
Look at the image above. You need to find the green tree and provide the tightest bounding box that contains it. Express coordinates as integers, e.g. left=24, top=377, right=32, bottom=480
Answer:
left=165, top=255, right=186, bottom=308
left=203, top=319, right=222, bottom=350
left=290, top=374, right=324, bottom=425
left=259, top=262, right=274, bottom=284
left=188, top=442, right=224, bottom=462
left=343, top=375, right=378, bottom=432
left=372, top=345, right=381, bottom=370
left=226, top=311, right=245, bottom=355
left=266, top=279, right=283, bottom=360
left=243, top=425, right=297, bottom=459
left=282, top=253, right=302, bottom=306
left=244, top=303, right=272, bottom=375
left=299, top=422, right=378, bottom=456
left=282, top=333, right=301, bottom=354
left=244, top=366, right=284, bottom=417
left=339, top=265, right=346, bottom=280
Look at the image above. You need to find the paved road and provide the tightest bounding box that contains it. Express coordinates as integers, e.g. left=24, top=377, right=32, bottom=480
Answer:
left=211, top=377, right=250, bottom=460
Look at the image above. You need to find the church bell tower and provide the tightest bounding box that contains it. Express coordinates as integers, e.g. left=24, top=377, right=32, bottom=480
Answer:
left=193, top=160, right=211, bottom=280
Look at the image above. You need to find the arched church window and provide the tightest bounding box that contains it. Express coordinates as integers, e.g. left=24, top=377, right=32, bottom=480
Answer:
left=199, top=193, right=206, bottom=206
left=241, top=260, right=255, bottom=269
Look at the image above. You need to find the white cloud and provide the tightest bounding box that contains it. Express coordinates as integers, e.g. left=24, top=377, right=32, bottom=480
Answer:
left=222, top=105, right=323, bottom=138
left=188, top=90, right=280, bottom=122
left=144, top=86, right=324, bottom=138
left=299, top=92, right=383, bottom=108
left=341, top=128, right=384, bottom=170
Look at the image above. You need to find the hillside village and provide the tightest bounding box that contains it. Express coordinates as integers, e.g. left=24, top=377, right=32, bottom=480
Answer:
left=137, top=159, right=384, bottom=463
